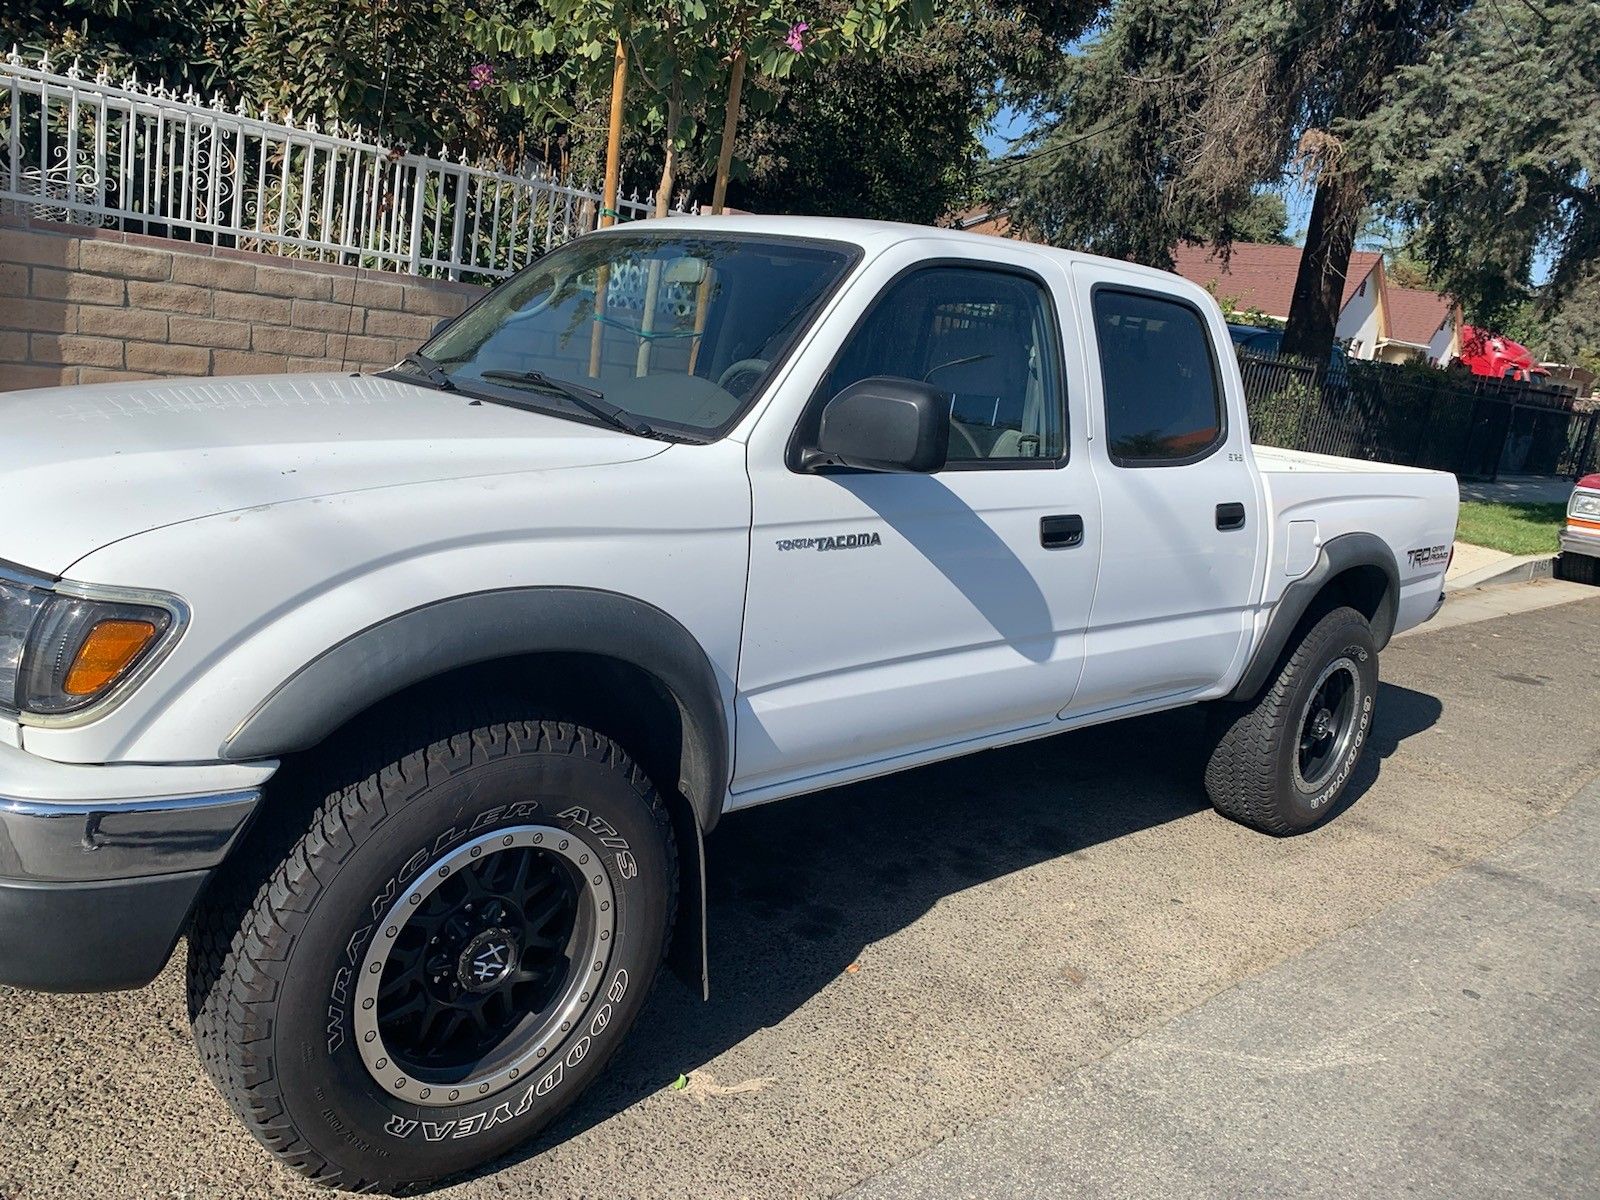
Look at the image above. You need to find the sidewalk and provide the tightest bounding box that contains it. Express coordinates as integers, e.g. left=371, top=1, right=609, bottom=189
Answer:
left=848, top=777, right=1600, bottom=1200
left=1458, top=474, right=1575, bottom=504
left=1445, top=541, right=1554, bottom=590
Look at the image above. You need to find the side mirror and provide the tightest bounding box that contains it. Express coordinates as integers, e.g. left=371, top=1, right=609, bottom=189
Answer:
left=430, top=317, right=454, bottom=339
left=803, top=376, right=950, bottom=473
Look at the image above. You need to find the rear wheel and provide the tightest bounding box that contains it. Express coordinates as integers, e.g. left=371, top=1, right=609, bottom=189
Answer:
left=187, top=716, right=676, bottom=1192
left=1205, top=606, right=1378, bottom=835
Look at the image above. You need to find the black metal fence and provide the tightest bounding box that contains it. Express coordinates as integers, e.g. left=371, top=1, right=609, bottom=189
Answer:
left=1239, top=350, right=1600, bottom=481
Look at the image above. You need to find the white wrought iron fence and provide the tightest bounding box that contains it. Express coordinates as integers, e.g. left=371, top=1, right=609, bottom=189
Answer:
left=0, top=50, right=691, bottom=281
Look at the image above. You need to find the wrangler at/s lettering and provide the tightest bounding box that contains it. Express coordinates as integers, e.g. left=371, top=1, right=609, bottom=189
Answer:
left=0, top=215, right=1457, bottom=1192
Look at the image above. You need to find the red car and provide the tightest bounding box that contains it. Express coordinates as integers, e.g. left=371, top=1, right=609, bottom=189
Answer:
left=1456, top=325, right=1551, bottom=384
left=1558, top=473, right=1600, bottom=585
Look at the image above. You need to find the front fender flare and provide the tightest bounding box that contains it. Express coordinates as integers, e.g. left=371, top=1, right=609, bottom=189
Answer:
left=219, top=587, right=730, bottom=835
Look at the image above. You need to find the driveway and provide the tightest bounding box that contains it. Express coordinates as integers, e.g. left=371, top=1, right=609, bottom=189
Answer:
left=1, top=593, right=1597, bottom=1199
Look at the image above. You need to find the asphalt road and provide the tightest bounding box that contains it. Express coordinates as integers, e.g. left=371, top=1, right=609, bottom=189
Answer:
left=2, top=592, right=1597, bottom=1200
left=850, top=781, right=1600, bottom=1200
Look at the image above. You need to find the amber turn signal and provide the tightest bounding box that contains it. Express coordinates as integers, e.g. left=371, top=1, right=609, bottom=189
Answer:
left=63, top=618, right=159, bottom=696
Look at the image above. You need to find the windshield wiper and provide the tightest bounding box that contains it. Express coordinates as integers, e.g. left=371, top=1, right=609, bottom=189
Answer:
left=398, top=351, right=456, bottom=391
left=477, top=369, right=662, bottom=439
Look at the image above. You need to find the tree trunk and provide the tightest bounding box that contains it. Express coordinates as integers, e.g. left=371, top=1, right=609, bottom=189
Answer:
left=710, top=50, right=746, bottom=214
left=637, top=77, right=683, bottom=376
left=654, top=75, right=682, bottom=219
left=1280, top=167, right=1365, bottom=363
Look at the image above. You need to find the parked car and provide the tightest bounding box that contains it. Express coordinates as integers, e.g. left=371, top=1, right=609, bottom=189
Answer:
left=0, top=216, right=1458, bottom=1191
left=1227, top=321, right=1350, bottom=387
left=1557, top=473, right=1600, bottom=585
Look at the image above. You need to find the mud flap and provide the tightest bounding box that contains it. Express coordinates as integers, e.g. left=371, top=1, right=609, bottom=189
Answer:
left=665, top=794, right=709, bottom=1000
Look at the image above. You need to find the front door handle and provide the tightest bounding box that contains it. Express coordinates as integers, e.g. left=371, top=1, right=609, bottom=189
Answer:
left=1041, top=514, right=1085, bottom=549
left=1216, top=502, right=1247, bottom=531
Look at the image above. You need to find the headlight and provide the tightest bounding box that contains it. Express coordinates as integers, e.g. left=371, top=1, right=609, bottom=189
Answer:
left=1570, top=491, right=1600, bottom=520
left=0, top=563, right=186, bottom=720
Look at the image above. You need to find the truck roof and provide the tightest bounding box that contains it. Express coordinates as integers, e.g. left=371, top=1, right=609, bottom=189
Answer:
left=606, top=213, right=1192, bottom=293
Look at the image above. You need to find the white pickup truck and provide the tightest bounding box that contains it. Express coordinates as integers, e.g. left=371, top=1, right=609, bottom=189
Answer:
left=0, top=216, right=1456, bottom=1189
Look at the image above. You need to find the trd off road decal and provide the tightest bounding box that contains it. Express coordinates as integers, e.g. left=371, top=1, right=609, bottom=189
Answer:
left=1407, top=544, right=1450, bottom=569
left=776, top=531, right=883, bottom=553
left=381, top=969, right=631, bottom=1142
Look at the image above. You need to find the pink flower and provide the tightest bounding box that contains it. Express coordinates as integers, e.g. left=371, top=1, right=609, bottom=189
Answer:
left=785, top=22, right=809, bottom=53
left=468, top=62, right=495, bottom=91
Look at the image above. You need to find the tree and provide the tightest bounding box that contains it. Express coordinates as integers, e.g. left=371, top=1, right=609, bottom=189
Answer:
left=0, top=0, right=242, bottom=94
left=1355, top=0, right=1600, bottom=360
left=731, top=0, right=1098, bottom=222
left=995, top=0, right=1469, bottom=362
left=1214, top=191, right=1291, bottom=245
left=463, top=1, right=933, bottom=223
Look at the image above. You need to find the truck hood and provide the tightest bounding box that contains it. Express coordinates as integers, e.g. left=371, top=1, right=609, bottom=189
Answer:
left=3, top=373, right=666, bottom=576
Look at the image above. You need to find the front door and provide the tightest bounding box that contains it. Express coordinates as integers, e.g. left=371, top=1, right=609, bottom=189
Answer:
left=732, top=245, right=1101, bottom=800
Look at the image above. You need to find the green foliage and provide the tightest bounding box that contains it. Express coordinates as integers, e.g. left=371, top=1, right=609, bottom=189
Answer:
left=733, top=1, right=1095, bottom=221
left=458, top=0, right=932, bottom=188
left=1, top=0, right=541, bottom=161
left=1228, top=191, right=1291, bottom=245
left=1356, top=0, right=1599, bottom=357
left=236, top=1, right=531, bottom=158
left=994, top=0, right=1467, bottom=365
left=1242, top=374, right=1319, bottom=448
left=0, top=0, right=242, bottom=93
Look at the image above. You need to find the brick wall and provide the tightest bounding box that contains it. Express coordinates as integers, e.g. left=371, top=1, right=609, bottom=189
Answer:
left=0, top=216, right=483, bottom=393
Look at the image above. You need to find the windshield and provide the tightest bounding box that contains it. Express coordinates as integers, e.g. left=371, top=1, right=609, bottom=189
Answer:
left=413, top=230, right=856, bottom=439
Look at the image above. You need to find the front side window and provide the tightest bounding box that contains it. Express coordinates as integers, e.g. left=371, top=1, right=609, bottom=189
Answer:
left=818, top=266, right=1065, bottom=464
left=416, top=232, right=855, bottom=439
left=1092, top=289, right=1225, bottom=465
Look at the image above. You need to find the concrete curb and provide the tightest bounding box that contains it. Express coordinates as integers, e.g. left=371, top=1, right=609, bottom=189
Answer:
left=1445, top=552, right=1556, bottom=592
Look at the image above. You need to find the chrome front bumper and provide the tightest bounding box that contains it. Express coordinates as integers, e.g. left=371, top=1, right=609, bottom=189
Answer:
left=0, top=746, right=273, bottom=991
left=1559, top=527, right=1600, bottom=559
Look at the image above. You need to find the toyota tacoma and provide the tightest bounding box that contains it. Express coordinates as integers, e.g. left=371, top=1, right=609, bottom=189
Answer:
left=0, top=216, right=1457, bottom=1189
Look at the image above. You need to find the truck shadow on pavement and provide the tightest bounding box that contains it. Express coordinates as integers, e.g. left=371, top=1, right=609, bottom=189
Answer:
left=469, top=681, right=1442, bottom=1188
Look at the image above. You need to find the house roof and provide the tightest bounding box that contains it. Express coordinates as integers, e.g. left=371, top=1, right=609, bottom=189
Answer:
left=1385, top=285, right=1454, bottom=348
left=1169, top=242, right=1383, bottom=318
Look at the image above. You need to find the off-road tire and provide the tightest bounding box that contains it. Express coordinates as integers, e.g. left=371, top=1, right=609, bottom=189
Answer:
left=187, top=715, right=677, bottom=1192
left=1204, top=606, right=1378, bottom=835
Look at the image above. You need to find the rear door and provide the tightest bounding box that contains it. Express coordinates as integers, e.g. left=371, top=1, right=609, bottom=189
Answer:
left=1067, top=262, right=1266, bottom=715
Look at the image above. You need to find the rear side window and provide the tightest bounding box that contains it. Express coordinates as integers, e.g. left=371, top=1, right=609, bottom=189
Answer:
left=1092, top=289, right=1224, bottom=466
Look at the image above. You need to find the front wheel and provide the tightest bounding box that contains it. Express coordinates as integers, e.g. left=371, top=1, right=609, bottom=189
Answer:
left=187, top=717, right=677, bottom=1192
left=1205, top=605, right=1378, bottom=835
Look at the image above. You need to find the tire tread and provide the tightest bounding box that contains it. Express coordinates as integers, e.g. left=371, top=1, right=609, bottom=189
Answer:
left=1205, top=605, right=1373, bottom=836
left=187, top=716, right=677, bottom=1193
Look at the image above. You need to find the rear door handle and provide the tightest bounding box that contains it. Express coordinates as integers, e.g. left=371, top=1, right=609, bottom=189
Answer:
left=1041, top=514, right=1085, bottom=549
left=1216, top=502, right=1247, bottom=531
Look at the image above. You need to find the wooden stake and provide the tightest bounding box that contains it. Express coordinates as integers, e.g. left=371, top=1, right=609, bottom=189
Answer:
left=691, top=50, right=745, bottom=374
left=590, top=36, right=629, bottom=378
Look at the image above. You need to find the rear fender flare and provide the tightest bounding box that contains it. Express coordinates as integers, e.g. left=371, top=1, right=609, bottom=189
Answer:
left=1229, top=532, right=1399, bottom=701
